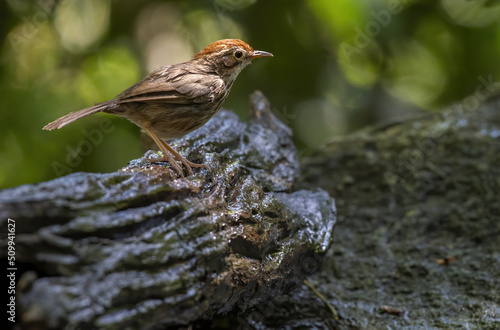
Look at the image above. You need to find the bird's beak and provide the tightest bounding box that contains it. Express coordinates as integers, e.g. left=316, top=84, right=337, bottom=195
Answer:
left=250, top=50, right=273, bottom=58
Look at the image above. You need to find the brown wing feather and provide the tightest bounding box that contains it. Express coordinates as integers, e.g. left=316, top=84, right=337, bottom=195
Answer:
left=115, top=62, right=222, bottom=105
left=115, top=66, right=177, bottom=100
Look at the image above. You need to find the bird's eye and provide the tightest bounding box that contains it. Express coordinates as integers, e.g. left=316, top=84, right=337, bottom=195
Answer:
left=234, top=50, right=244, bottom=59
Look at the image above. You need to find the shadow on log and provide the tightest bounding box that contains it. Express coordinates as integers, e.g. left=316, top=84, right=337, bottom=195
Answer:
left=0, top=91, right=336, bottom=329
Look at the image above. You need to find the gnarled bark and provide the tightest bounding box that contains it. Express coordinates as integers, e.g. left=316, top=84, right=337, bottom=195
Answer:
left=0, top=91, right=336, bottom=329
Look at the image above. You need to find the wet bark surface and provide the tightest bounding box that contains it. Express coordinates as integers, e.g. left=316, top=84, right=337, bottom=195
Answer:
left=226, top=95, right=500, bottom=329
left=297, top=99, right=500, bottom=328
left=0, top=92, right=336, bottom=329
left=2, top=91, right=499, bottom=329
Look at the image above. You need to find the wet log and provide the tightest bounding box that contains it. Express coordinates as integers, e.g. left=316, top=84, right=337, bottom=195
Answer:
left=230, top=94, right=500, bottom=328
left=0, top=91, right=336, bottom=329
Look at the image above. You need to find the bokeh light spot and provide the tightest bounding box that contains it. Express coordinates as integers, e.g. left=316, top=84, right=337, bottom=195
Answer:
left=384, top=42, right=447, bottom=109
left=54, top=0, right=110, bottom=53
left=441, top=0, right=500, bottom=28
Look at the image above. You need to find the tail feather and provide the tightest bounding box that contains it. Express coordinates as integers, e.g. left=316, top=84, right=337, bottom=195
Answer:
left=43, top=102, right=111, bottom=130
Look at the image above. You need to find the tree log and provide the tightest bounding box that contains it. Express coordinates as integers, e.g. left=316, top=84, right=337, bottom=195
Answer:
left=4, top=91, right=498, bottom=329
left=230, top=94, right=500, bottom=328
left=0, top=91, right=336, bottom=329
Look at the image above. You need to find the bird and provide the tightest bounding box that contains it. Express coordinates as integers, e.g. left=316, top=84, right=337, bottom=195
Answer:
left=43, top=39, right=273, bottom=177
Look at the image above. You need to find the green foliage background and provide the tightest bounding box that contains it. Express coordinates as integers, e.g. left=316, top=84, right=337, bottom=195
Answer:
left=1, top=0, right=499, bottom=188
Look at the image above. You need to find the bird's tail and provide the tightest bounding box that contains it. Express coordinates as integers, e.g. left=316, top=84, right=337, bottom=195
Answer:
left=43, top=102, right=112, bottom=130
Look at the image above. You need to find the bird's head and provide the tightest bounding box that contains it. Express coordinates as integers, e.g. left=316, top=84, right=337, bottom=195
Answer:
left=194, top=39, right=273, bottom=83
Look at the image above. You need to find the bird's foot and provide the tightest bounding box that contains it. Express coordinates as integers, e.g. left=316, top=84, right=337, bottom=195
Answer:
left=147, top=154, right=207, bottom=177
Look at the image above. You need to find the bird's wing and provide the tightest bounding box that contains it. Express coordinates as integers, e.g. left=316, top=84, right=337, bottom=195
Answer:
left=116, top=64, right=224, bottom=105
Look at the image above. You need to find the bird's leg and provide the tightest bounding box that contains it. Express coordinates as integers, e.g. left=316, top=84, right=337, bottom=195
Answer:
left=157, top=139, right=208, bottom=175
left=142, top=126, right=184, bottom=177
